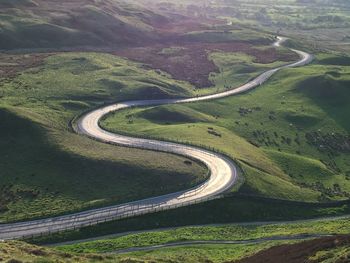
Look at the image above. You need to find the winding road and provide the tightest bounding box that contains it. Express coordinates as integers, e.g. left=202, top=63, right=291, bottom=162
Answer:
left=0, top=37, right=313, bottom=240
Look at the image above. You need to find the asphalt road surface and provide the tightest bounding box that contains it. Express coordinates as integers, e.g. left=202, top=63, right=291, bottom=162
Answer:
left=0, top=37, right=313, bottom=240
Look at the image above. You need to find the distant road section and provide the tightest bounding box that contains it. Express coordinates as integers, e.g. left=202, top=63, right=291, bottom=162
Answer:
left=0, top=37, right=313, bottom=240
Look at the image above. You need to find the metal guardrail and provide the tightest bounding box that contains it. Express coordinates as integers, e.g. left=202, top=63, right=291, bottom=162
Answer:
left=3, top=194, right=223, bottom=240
left=0, top=37, right=313, bottom=241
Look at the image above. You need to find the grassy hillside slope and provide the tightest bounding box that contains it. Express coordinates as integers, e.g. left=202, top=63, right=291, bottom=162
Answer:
left=0, top=239, right=287, bottom=263
left=101, top=53, right=350, bottom=202
left=2, top=230, right=349, bottom=262
left=0, top=0, right=162, bottom=50
left=0, top=240, right=120, bottom=262
left=0, top=1, right=299, bottom=222
left=53, top=217, right=350, bottom=262
left=143, top=0, right=350, bottom=53
left=58, top=217, right=350, bottom=254
left=0, top=52, right=207, bottom=222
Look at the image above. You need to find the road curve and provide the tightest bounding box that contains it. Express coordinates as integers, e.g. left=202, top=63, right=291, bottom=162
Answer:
left=0, top=37, right=313, bottom=240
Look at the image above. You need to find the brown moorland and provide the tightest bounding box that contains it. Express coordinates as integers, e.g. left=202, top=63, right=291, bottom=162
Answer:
left=232, top=235, right=350, bottom=263
left=115, top=42, right=297, bottom=88
left=0, top=54, right=51, bottom=79
left=1, top=0, right=297, bottom=88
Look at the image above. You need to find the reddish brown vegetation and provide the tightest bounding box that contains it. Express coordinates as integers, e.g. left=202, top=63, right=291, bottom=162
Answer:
left=151, top=15, right=223, bottom=35
left=0, top=0, right=296, bottom=88
left=147, top=16, right=209, bottom=36
left=0, top=54, right=50, bottom=79
left=115, top=42, right=297, bottom=88
left=232, top=235, right=350, bottom=263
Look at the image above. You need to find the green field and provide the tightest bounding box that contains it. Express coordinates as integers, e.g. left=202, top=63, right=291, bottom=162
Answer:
left=0, top=239, right=292, bottom=263
left=0, top=26, right=302, bottom=222
left=0, top=240, right=113, bottom=263
left=164, top=0, right=350, bottom=53
left=199, top=47, right=296, bottom=95
left=2, top=230, right=349, bottom=263
left=4, top=0, right=348, bottom=223
left=112, top=242, right=290, bottom=263
left=310, top=244, right=350, bottom=263
left=58, top=217, right=350, bottom=253
left=1, top=216, right=350, bottom=262
left=29, top=195, right=350, bottom=245
left=0, top=52, right=208, bottom=222
left=101, top=53, right=350, bottom=202
left=1, top=1, right=350, bottom=262
left=0, top=0, right=157, bottom=50
left=53, top=217, right=349, bottom=262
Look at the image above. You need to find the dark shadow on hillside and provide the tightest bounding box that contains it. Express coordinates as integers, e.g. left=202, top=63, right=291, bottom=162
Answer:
left=293, top=75, right=350, bottom=132
left=0, top=109, right=200, bottom=219
left=319, top=56, right=350, bottom=66
left=136, top=106, right=210, bottom=125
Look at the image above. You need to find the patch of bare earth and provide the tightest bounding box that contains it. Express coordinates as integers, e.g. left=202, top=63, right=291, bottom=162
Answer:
left=231, top=235, right=350, bottom=263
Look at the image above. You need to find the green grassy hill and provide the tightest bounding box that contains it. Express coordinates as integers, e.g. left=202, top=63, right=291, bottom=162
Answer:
left=54, top=217, right=350, bottom=262
left=0, top=51, right=207, bottom=222
left=101, top=53, right=350, bottom=202
left=0, top=240, right=118, bottom=262
left=0, top=1, right=297, bottom=222
left=1, top=2, right=350, bottom=260
left=58, top=217, right=350, bottom=254
left=0, top=0, right=163, bottom=50
left=2, top=221, right=349, bottom=263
